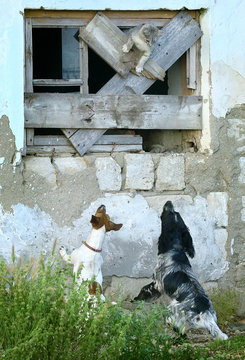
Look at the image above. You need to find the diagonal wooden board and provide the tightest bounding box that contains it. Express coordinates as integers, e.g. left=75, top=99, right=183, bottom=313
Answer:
left=62, top=11, right=202, bottom=156
left=79, top=12, right=166, bottom=80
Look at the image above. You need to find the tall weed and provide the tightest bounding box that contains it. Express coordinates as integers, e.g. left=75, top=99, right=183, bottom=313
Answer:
left=0, top=255, right=171, bottom=360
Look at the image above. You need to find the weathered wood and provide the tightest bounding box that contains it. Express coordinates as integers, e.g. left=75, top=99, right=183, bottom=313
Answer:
left=26, top=129, right=34, bottom=145
left=33, top=79, right=82, bottom=86
left=98, top=11, right=202, bottom=95
left=79, top=12, right=165, bottom=80
left=186, top=44, right=197, bottom=89
left=25, top=18, right=33, bottom=92
left=72, top=11, right=202, bottom=155
left=31, top=17, right=170, bottom=28
left=26, top=10, right=197, bottom=20
left=79, top=31, right=88, bottom=95
left=25, top=93, right=202, bottom=130
left=26, top=144, right=142, bottom=155
left=33, top=134, right=142, bottom=146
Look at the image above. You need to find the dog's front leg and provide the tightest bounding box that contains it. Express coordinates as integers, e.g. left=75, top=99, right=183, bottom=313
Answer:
left=59, top=246, right=71, bottom=263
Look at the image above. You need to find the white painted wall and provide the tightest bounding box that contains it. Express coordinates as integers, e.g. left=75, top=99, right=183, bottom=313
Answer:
left=0, top=0, right=244, bottom=153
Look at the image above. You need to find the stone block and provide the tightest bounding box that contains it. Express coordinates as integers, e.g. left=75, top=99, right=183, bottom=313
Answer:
left=207, top=192, right=228, bottom=227
left=239, top=157, right=245, bottom=183
left=53, top=157, right=87, bottom=174
left=24, top=157, right=57, bottom=188
left=95, top=157, right=121, bottom=191
left=124, top=154, right=154, bottom=190
left=155, top=154, right=185, bottom=191
left=241, top=196, right=245, bottom=222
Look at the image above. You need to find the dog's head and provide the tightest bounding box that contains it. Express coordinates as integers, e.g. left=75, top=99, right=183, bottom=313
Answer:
left=90, top=205, right=123, bottom=232
left=158, top=201, right=195, bottom=258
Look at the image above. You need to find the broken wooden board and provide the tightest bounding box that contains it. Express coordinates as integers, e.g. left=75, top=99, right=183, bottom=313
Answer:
left=69, top=11, right=202, bottom=155
left=33, top=134, right=142, bottom=146
left=79, top=12, right=165, bottom=80
left=25, top=93, right=202, bottom=130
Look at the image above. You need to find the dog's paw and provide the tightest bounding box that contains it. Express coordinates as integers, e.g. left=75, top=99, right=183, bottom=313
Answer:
left=59, top=246, right=66, bottom=256
left=122, top=44, right=129, bottom=53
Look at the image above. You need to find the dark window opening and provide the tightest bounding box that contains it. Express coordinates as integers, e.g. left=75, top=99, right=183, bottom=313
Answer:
left=34, top=128, right=63, bottom=136
left=33, top=86, right=80, bottom=93
left=33, top=28, right=62, bottom=79
left=144, top=73, right=168, bottom=95
left=88, top=47, right=116, bottom=93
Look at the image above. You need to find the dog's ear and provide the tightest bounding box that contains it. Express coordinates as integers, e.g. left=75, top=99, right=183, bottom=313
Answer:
left=90, top=215, right=100, bottom=226
left=109, top=222, right=123, bottom=232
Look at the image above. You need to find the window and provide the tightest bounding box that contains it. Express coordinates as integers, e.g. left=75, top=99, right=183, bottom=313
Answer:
left=24, top=10, right=202, bottom=155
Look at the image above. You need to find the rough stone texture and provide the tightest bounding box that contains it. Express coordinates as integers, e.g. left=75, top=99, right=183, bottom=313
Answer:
left=238, top=157, right=245, bottom=183
left=124, top=154, right=154, bottom=190
left=207, top=192, right=228, bottom=227
left=103, top=276, right=152, bottom=302
left=155, top=154, right=185, bottom=191
left=25, top=157, right=57, bottom=188
left=95, top=157, right=122, bottom=191
left=53, top=157, right=88, bottom=174
left=241, top=196, right=245, bottom=222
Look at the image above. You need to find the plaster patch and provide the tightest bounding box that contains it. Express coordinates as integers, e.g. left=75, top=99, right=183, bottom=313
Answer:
left=211, top=61, right=245, bottom=118
left=207, top=192, right=228, bottom=227
left=0, top=193, right=229, bottom=282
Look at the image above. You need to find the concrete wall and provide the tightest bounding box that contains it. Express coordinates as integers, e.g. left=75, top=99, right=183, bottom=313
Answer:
left=0, top=0, right=245, bottom=303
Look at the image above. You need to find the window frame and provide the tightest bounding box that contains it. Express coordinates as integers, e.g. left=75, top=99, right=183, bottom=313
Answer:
left=24, top=10, right=201, bottom=155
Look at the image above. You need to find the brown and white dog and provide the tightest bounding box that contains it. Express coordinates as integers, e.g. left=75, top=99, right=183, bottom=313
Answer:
left=60, top=205, right=122, bottom=301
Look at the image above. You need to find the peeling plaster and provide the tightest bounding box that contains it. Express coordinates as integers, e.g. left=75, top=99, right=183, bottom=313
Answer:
left=0, top=194, right=229, bottom=282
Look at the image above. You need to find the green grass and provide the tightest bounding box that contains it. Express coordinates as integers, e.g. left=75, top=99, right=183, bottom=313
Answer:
left=0, top=252, right=244, bottom=360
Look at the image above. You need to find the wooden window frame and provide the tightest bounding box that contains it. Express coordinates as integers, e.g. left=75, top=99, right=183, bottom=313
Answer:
left=24, top=10, right=202, bottom=156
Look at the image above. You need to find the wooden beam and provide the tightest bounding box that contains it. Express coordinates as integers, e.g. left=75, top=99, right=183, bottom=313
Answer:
left=33, top=134, right=142, bottom=146
left=186, top=44, right=197, bottom=89
left=26, top=144, right=142, bottom=154
left=25, top=18, right=33, bottom=92
left=25, top=93, right=202, bottom=130
left=25, top=10, right=197, bottom=20
left=33, top=79, right=82, bottom=86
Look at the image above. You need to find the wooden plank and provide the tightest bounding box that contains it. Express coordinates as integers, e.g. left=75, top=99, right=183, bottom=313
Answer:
left=79, top=12, right=133, bottom=77
left=31, top=17, right=170, bottom=28
left=25, top=10, right=197, bottom=20
left=26, top=129, right=34, bottom=145
left=186, top=44, right=197, bottom=89
left=26, top=144, right=142, bottom=155
left=24, top=93, right=202, bottom=130
left=33, top=135, right=142, bottom=146
left=79, top=12, right=165, bottom=80
left=25, top=18, right=33, bottom=92
left=33, top=79, right=82, bottom=86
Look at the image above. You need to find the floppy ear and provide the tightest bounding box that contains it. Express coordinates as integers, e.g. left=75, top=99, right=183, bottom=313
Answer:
left=90, top=215, right=100, bottom=226
left=110, top=222, right=123, bottom=231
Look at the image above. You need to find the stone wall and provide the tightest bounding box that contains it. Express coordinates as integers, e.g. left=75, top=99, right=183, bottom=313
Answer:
left=1, top=108, right=245, bottom=307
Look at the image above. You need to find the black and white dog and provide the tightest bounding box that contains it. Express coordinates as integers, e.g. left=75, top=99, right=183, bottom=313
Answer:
left=135, top=201, right=228, bottom=340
